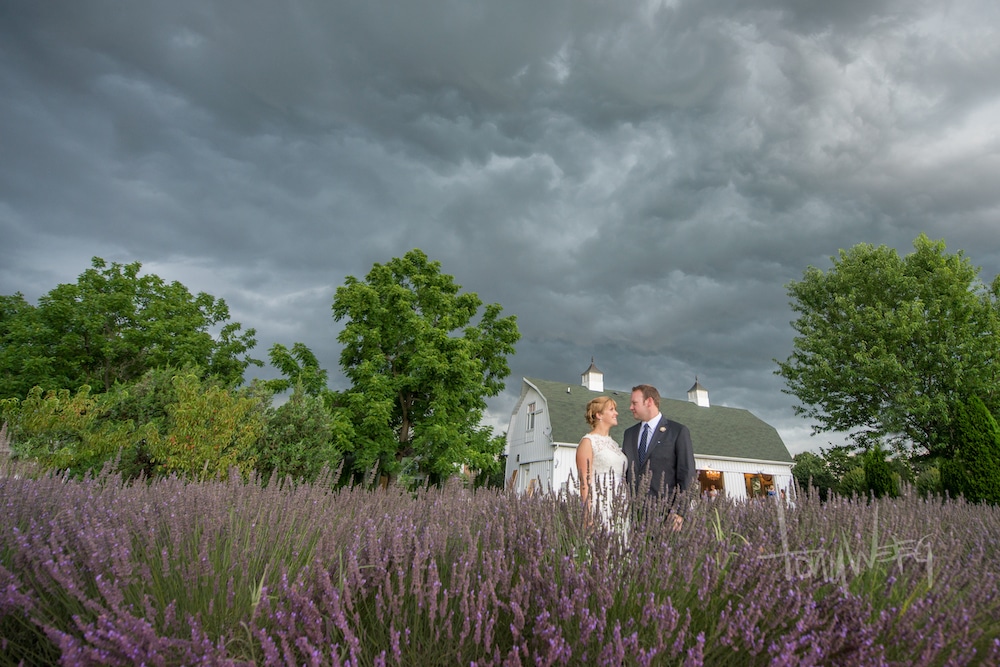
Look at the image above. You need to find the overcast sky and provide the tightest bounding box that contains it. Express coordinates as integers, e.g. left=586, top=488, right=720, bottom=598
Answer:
left=2, top=0, right=999, bottom=455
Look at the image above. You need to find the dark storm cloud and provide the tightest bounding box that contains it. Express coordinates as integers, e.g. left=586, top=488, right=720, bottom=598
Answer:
left=2, top=0, right=999, bottom=453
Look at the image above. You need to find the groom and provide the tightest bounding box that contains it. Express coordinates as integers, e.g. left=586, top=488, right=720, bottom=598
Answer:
left=623, top=384, right=697, bottom=530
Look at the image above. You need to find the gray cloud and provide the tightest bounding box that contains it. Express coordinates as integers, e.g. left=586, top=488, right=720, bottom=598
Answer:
left=2, top=0, right=999, bottom=455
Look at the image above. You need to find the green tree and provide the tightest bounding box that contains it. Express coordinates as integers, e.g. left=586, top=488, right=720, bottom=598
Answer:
left=821, top=444, right=862, bottom=481
left=0, top=369, right=268, bottom=480
left=0, top=257, right=260, bottom=398
left=0, top=385, right=155, bottom=475
left=99, top=365, right=224, bottom=480
left=253, top=385, right=346, bottom=485
left=474, top=448, right=508, bottom=490
left=776, top=234, right=1000, bottom=457
left=261, top=342, right=330, bottom=399
left=941, top=396, right=1000, bottom=504
left=148, top=372, right=266, bottom=480
left=838, top=467, right=867, bottom=499
left=0, top=293, right=58, bottom=396
left=101, top=366, right=182, bottom=430
left=791, top=451, right=837, bottom=501
left=863, top=444, right=898, bottom=499
left=332, top=249, right=520, bottom=483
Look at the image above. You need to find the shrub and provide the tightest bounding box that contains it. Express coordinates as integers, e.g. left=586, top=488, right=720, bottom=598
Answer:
left=916, top=466, right=942, bottom=499
left=942, top=396, right=1000, bottom=505
left=838, top=466, right=867, bottom=499
left=253, top=385, right=341, bottom=484
left=864, top=444, right=898, bottom=499
left=146, top=372, right=266, bottom=479
left=0, top=386, right=151, bottom=476
left=0, top=370, right=268, bottom=482
left=791, top=451, right=837, bottom=501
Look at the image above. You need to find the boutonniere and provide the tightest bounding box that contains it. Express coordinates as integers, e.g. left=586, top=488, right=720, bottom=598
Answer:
left=659, top=426, right=667, bottom=433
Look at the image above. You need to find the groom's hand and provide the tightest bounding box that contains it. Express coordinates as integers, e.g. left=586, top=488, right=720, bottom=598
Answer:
left=668, top=512, right=683, bottom=532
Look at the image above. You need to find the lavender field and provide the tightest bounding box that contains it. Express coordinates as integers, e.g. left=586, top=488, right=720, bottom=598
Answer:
left=1, top=463, right=998, bottom=666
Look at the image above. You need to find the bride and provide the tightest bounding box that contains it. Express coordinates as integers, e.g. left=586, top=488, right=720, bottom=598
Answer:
left=575, top=396, right=628, bottom=531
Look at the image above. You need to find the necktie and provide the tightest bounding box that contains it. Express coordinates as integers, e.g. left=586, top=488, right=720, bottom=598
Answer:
left=638, top=424, right=650, bottom=466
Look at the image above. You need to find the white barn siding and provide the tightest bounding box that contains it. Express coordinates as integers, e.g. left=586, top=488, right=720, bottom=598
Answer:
left=506, top=383, right=563, bottom=493
left=696, top=456, right=795, bottom=501
left=552, top=445, right=578, bottom=494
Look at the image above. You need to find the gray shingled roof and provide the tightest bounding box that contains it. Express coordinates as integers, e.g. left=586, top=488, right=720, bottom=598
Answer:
left=525, top=377, right=793, bottom=464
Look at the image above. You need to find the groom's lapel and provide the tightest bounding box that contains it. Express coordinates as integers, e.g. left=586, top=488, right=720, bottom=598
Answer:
left=647, top=416, right=668, bottom=455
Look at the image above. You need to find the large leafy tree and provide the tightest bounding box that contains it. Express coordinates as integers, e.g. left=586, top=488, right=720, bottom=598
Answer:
left=0, top=257, right=260, bottom=398
left=776, top=234, right=1000, bottom=457
left=0, top=293, right=55, bottom=397
left=332, top=249, right=519, bottom=483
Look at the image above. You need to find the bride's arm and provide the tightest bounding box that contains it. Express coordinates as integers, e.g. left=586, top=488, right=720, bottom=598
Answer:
left=575, top=436, right=594, bottom=513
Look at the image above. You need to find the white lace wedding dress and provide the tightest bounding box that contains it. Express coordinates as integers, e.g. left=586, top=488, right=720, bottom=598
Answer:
left=585, top=433, right=628, bottom=533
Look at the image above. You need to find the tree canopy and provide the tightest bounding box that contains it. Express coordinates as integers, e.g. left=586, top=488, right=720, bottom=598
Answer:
left=332, top=249, right=519, bottom=483
left=1, top=252, right=519, bottom=487
left=261, top=342, right=330, bottom=399
left=0, top=257, right=260, bottom=398
left=776, top=234, right=1000, bottom=457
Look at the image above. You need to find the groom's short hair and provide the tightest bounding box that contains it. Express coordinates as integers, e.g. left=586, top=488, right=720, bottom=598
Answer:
left=632, top=384, right=660, bottom=408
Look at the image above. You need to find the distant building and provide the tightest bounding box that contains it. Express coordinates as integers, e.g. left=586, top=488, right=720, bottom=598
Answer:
left=504, top=363, right=794, bottom=500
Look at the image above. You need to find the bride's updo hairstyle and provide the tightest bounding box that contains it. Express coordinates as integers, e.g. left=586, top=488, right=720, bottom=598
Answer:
left=585, top=396, right=616, bottom=428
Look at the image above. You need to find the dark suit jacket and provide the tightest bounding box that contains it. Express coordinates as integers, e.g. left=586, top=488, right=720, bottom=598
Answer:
left=623, top=415, right=696, bottom=508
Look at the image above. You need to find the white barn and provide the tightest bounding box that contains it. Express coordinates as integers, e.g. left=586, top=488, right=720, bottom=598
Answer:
left=505, top=362, right=795, bottom=500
